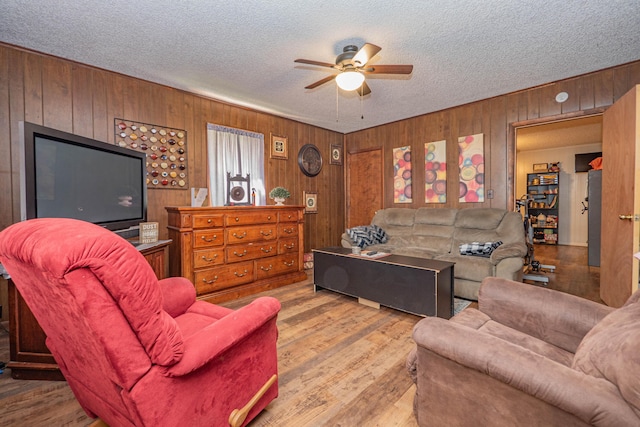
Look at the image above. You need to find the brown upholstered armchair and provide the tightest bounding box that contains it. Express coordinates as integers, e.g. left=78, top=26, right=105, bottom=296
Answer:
left=407, top=277, right=640, bottom=426
left=0, top=218, right=281, bottom=427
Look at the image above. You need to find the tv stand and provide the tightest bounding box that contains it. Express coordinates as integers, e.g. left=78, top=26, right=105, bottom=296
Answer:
left=5, top=239, right=170, bottom=380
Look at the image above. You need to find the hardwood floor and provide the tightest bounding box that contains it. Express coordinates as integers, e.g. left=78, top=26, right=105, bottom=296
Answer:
left=525, top=243, right=602, bottom=303
left=0, top=244, right=600, bottom=426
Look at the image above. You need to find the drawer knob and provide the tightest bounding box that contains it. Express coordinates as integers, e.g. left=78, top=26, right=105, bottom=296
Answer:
left=234, top=270, right=249, bottom=277
left=260, top=230, right=273, bottom=237
left=284, top=260, right=295, bottom=267
left=235, top=217, right=240, bottom=222
left=202, top=275, right=218, bottom=284
left=233, top=231, right=247, bottom=239
left=261, top=246, right=274, bottom=253
left=202, top=235, right=218, bottom=242
left=260, top=265, right=273, bottom=271
left=233, top=250, right=248, bottom=257
left=267, top=215, right=272, bottom=220
left=201, top=254, right=218, bottom=262
left=284, top=228, right=294, bottom=234
left=207, top=219, right=213, bottom=223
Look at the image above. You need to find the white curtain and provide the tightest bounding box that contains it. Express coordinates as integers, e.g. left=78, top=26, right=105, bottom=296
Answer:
left=206, top=124, right=265, bottom=206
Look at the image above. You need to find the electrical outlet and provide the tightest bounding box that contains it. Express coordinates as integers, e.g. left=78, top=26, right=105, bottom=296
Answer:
left=487, top=189, right=494, bottom=199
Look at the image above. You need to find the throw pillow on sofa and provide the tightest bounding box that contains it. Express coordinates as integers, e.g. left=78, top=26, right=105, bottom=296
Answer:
left=347, top=225, right=389, bottom=248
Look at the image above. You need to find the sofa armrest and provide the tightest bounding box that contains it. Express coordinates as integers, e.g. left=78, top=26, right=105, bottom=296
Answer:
left=406, top=347, right=418, bottom=384
left=412, top=317, right=638, bottom=426
left=163, top=297, right=281, bottom=376
left=489, top=241, right=527, bottom=263
left=158, top=277, right=197, bottom=318
left=479, top=277, right=614, bottom=352
left=341, top=232, right=355, bottom=248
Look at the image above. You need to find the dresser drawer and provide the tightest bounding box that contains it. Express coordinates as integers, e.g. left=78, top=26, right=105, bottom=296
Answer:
left=225, top=242, right=277, bottom=263
left=278, top=210, right=300, bottom=223
left=193, top=214, right=224, bottom=229
left=195, top=261, right=254, bottom=294
left=193, top=229, right=224, bottom=248
left=226, top=225, right=277, bottom=244
left=193, top=248, right=225, bottom=269
left=256, top=254, right=299, bottom=280
left=225, top=212, right=277, bottom=226
left=278, top=237, right=299, bottom=254
left=278, top=224, right=298, bottom=238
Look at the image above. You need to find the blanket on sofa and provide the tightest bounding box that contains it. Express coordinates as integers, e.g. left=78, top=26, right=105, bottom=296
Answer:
left=459, top=241, right=503, bottom=257
left=347, top=225, right=389, bottom=248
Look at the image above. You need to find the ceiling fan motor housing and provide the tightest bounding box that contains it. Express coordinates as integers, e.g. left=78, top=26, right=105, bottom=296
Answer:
left=336, top=45, right=359, bottom=67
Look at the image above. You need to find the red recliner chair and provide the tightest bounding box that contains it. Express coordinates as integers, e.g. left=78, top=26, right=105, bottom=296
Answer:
left=0, top=218, right=281, bottom=427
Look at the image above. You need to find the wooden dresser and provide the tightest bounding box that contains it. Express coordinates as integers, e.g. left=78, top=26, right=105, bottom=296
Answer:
left=166, top=206, right=306, bottom=303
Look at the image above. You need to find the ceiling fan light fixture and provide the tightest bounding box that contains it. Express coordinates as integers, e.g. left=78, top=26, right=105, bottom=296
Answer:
left=335, top=70, right=365, bottom=91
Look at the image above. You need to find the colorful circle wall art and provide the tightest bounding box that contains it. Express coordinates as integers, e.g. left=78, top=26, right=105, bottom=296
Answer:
left=458, top=133, right=484, bottom=203
left=114, top=119, right=188, bottom=189
left=425, top=140, right=447, bottom=203
left=393, top=146, right=412, bottom=203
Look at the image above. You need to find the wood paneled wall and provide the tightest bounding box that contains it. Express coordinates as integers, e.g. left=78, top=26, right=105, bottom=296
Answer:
left=1, top=42, right=640, bottom=251
left=0, top=43, right=345, bottom=253
left=344, top=61, right=640, bottom=212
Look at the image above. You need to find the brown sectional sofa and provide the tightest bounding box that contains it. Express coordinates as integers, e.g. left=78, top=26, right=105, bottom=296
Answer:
left=341, top=208, right=527, bottom=300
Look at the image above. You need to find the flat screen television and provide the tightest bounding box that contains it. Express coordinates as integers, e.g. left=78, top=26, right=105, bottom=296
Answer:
left=20, top=122, right=147, bottom=234
left=575, top=152, right=602, bottom=173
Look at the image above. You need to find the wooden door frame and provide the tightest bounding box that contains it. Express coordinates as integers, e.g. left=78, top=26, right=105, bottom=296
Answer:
left=506, top=109, right=605, bottom=211
left=345, top=146, right=384, bottom=230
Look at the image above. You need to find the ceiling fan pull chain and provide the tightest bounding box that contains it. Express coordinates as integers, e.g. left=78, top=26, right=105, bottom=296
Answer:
left=360, top=87, right=364, bottom=120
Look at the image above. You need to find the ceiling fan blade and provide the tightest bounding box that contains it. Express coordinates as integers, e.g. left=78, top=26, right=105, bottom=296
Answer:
left=352, top=43, right=382, bottom=66
left=295, top=59, right=336, bottom=68
left=305, top=74, right=336, bottom=89
left=358, top=81, right=371, bottom=96
left=362, top=64, right=414, bottom=74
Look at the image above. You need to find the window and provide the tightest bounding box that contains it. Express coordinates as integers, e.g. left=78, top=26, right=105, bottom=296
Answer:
left=206, top=124, right=265, bottom=206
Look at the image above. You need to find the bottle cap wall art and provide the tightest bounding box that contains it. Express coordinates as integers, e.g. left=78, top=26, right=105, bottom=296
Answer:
left=114, top=119, right=188, bottom=189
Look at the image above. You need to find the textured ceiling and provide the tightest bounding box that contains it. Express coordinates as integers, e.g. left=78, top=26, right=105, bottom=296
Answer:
left=1, top=0, right=639, bottom=134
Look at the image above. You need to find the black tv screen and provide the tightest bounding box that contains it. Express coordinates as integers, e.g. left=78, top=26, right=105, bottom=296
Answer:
left=20, top=122, right=147, bottom=232
left=575, top=152, right=602, bottom=173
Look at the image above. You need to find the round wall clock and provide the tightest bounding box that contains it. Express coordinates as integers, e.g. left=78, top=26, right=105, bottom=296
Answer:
left=298, top=144, right=323, bottom=177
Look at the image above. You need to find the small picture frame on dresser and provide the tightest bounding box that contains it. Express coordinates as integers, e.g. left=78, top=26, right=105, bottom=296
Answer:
left=139, top=222, right=159, bottom=243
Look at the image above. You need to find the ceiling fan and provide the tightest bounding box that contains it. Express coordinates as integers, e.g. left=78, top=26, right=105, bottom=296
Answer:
left=295, top=43, right=413, bottom=96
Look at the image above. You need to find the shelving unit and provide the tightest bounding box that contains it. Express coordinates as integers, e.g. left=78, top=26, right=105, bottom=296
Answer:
left=527, top=172, right=559, bottom=245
